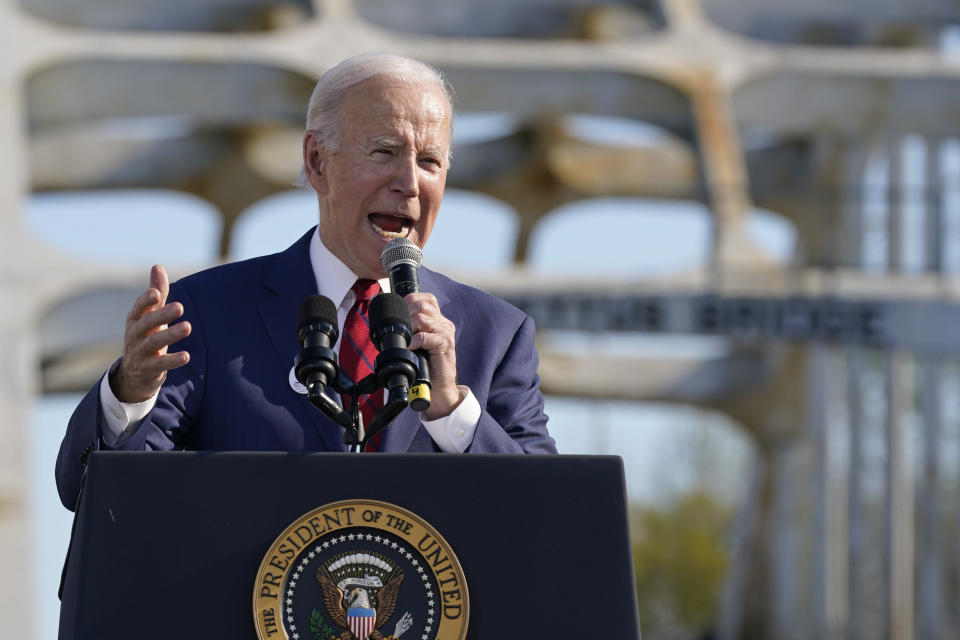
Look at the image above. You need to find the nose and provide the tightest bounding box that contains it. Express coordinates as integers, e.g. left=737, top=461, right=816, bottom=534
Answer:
left=389, top=154, right=419, bottom=198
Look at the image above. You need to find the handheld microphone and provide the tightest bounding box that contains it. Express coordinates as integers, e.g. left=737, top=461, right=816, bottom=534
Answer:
left=382, top=238, right=423, bottom=296
left=381, top=238, right=432, bottom=411
left=293, top=295, right=339, bottom=399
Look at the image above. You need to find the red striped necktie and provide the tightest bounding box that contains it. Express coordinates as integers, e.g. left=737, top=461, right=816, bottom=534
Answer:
left=339, top=279, right=383, bottom=451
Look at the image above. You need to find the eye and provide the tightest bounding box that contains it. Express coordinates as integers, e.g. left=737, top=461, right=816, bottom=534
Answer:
left=420, top=156, right=442, bottom=168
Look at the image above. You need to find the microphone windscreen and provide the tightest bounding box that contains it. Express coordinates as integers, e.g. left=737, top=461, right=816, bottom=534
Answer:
left=381, top=238, right=422, bottom=271
left=369, top=293, right=411, bottom=331
left=297, top=294, right=338, bottom=328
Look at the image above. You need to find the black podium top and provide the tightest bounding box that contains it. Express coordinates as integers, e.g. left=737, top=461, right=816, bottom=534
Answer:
left=60, top=452, right=640, bottom=639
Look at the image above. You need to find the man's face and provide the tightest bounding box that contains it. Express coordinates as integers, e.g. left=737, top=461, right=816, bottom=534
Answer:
left=308, top=76, right=451, bottom=279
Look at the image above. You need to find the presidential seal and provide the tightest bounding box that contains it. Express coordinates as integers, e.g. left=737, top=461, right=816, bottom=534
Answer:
left=254, top=500, right=469, bottom=640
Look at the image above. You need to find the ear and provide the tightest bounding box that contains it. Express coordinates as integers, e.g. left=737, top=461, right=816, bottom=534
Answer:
left=302, top=132, right=328, bottom=194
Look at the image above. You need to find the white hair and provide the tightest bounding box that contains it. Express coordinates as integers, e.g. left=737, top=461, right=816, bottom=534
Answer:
left=296, top=52, right=454, bottom=187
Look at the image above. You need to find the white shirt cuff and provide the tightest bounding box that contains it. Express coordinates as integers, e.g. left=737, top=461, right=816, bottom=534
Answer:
left=419, top=385, right=480, bottom=453
left=98, top=361, right=158, bottom=446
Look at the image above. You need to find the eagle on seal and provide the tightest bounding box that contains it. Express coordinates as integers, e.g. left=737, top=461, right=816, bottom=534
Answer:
left=316, top=569, right=405, bottom=640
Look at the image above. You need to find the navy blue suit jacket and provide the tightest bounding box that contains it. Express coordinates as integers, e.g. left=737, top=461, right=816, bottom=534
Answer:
left=56, top=229, right=555, bottom=509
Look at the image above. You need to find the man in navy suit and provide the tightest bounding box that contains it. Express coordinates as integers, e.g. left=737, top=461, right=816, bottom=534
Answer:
left=56, top=53, right=556, bottom=510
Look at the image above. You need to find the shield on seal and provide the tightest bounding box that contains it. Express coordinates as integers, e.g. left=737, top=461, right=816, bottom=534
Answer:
left=347, top=607, right=376, bottom=640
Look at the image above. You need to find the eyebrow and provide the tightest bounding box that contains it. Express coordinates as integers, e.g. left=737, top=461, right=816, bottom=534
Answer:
left=369, top=136, right=402, bottom=149
left=369, top=136, right=445, bottom=158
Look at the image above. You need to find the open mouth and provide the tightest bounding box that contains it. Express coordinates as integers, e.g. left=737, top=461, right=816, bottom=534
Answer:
left=369, top=213, right=412, bottom=239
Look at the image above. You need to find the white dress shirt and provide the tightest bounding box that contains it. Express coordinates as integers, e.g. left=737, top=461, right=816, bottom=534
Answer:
left=100, top=228, right=480, bottom=451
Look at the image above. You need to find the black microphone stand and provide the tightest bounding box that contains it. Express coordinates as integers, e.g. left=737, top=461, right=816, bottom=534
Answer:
left=303, top=357, right=418, bottom=453
left=296, top=290, right=420, bottom=453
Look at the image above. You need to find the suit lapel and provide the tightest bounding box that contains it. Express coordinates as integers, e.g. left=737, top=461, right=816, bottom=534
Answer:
left=258, top=228, right=346, bottom=452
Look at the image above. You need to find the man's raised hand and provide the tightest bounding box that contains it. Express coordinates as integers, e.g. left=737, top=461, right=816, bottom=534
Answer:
left=109, top=265, right=192, bottom=403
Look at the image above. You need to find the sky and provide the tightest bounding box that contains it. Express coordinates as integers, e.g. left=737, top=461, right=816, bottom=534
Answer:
left=23, top=114, right=796, bottom=639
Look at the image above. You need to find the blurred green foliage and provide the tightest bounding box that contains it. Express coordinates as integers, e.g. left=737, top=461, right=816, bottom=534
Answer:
left=632, top=491, right=731, bottom=636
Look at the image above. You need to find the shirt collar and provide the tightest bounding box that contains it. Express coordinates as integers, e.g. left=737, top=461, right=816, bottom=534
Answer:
left=309, top=228, right=391, bottom=311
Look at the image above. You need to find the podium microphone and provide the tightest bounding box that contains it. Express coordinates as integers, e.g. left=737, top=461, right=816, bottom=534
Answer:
left=369, top=293, right=418, bottom=397
left=381, top=238, right=431, bottom=411
left=293, top=294, right=339, bottom=399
